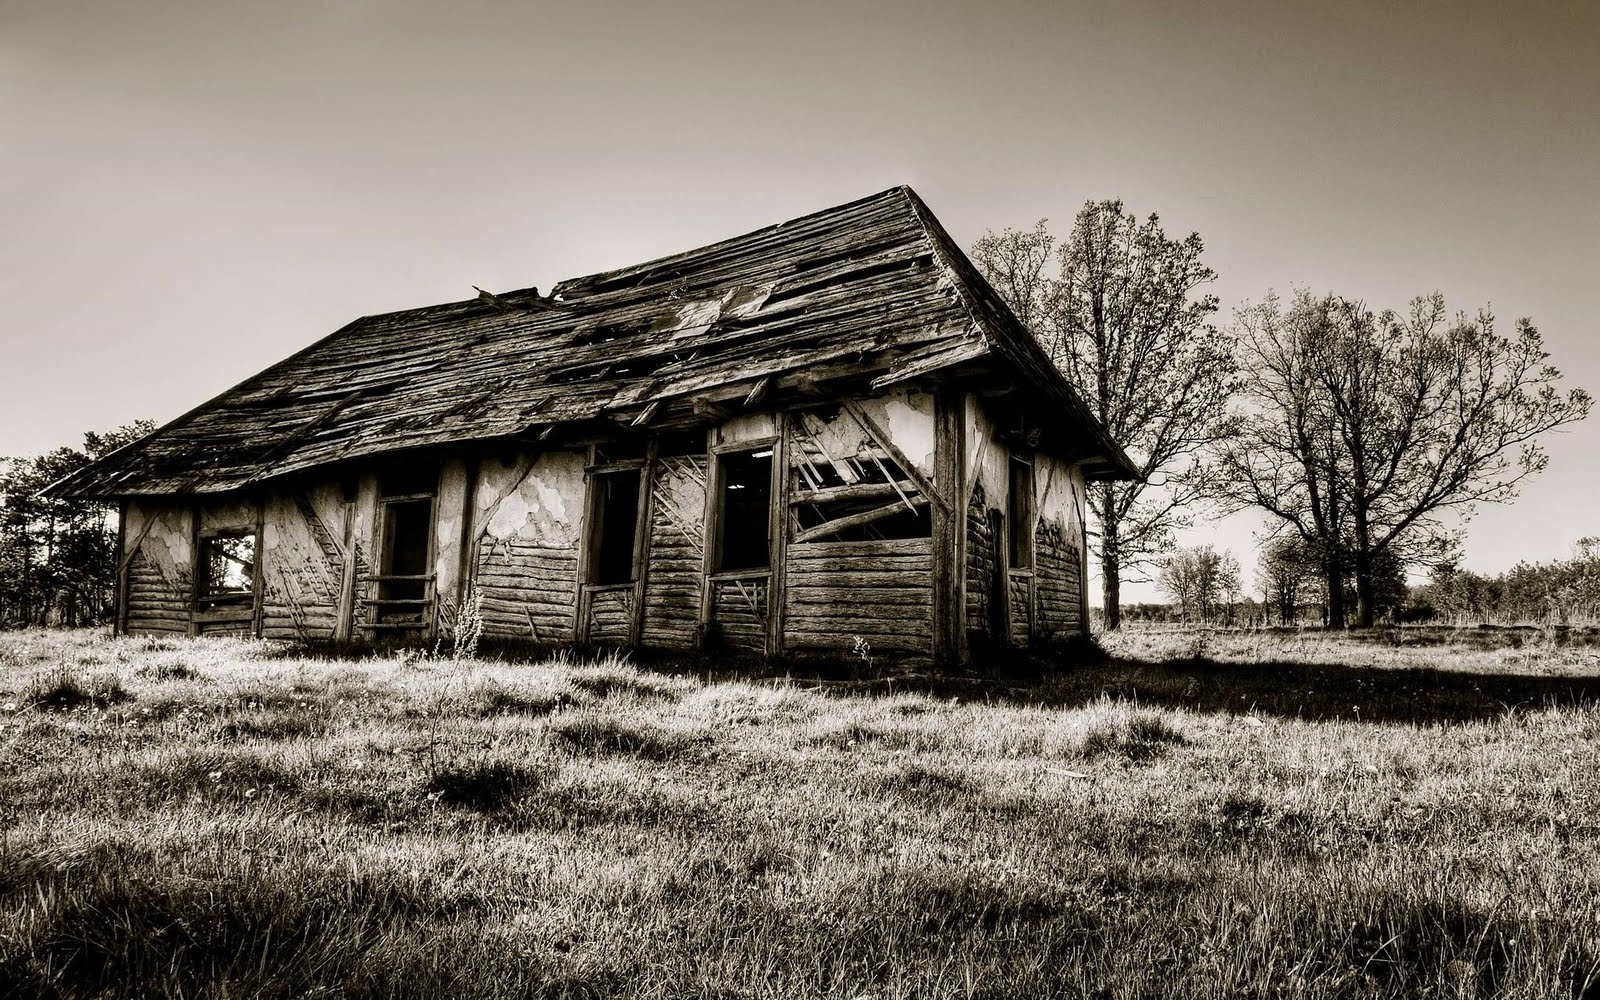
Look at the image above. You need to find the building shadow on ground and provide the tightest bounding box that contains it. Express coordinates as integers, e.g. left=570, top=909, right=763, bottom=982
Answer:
left=648, top=642, right=1600, bottom=727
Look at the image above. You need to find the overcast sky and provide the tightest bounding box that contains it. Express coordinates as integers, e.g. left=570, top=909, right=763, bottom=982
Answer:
left=3, top=0, right=1596, bottom=600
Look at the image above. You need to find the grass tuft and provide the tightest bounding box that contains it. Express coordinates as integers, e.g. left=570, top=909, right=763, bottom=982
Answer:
left=22, top=669, right=131, bottom=711
left=1078, top=711, right=1188, bottom=763
left=547, top=714, right=710, bottom=760
left=422, top=761, right=553, bottom=811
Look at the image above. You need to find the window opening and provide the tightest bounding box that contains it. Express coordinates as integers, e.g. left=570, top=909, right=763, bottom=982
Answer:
left=590, top=468, right=642, bottom=585
left=1008, top=455, right=1035, bottom=570
left=716, top=448, right=773, bottom=573
left=199, top=531, right=256, bottom=609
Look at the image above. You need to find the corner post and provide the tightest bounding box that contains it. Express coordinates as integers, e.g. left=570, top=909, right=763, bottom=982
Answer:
left=932, top=389, right=966, bottom=665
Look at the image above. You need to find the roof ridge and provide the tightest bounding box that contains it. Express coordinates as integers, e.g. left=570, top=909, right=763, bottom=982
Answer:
left=551, top=186, right=913, bottom=300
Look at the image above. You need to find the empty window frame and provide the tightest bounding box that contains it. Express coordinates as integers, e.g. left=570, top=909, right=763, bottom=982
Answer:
left=1008, top=454, right=1035, bottom=570
left=375, top=466, right=438, bottom=626
left=589, top=467, right=643, bottom=585
left=715, top=448, right=773, bottom=573
left=197, top=530, right=257, bottom=609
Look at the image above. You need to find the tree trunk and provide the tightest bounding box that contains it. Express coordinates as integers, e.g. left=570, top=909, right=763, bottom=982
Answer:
left=1324, top=559, right=1347, bottom=629
left=1099, top=490, right=1122, bottom=630
left=1354, top=549, right=1376, bottom=628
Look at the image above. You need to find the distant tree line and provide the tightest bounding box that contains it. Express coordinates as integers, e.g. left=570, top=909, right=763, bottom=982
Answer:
left=0, top=421, right=153, bottom=628
left=1415, top=539, right=1600, bottom=625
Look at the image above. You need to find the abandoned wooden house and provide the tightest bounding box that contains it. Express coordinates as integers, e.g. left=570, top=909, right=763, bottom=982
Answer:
left=50, top=186, right=1136, bottom=663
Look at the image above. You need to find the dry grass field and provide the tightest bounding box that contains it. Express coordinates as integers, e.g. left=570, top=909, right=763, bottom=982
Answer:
left=3, top=625, right=1600, bottom=999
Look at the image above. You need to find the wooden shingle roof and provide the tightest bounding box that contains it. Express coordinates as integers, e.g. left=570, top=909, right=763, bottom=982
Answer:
left=50, top=186, right=1136, bottom=498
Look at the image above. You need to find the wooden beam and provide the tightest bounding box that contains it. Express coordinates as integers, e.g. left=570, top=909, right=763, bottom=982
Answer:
left=251, top=497, right=266, bottom=639
left=789, top=480, right=908, bottom=505
left=793, top=496, right=928, bottom=545
left=743, top=376, right=770, bottom=408
left=766, top=412, right=789, bottom=656
left=628, top=438, right=659, bottom=646
left=114, top=501, right=129, bottom=637
left=630, top=400, right=661, bottom=428
left=692, top=397, right=733, bottom=422
left=839, top=399, right=951, bottom=515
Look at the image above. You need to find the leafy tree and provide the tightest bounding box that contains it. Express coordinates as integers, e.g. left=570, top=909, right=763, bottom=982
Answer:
left=1223, top=290, right=1589, bottom=626
left=972, top=204, right=1235, bottom=629
left=0, top=420, right=154, bottom=627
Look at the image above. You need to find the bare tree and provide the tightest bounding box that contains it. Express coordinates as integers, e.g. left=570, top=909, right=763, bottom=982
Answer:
left=1256, top=536, right=1318, bottom=625
left=1159, top=544, right=1238, bottom=625
left=1225, top=290, right=1591, bottom=627
left=972, top=204, right=1235, bottom=629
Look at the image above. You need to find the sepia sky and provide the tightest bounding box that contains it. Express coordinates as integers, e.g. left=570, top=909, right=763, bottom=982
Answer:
left=3, top=0, right=1596, bottom=598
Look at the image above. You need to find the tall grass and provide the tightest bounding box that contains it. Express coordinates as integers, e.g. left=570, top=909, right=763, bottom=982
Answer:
left=1, top=627, right=1599, bottom=997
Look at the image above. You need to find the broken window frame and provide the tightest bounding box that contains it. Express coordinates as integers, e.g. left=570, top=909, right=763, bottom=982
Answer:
left=786, top=404, right=933, bottom=545
left=368, top=466, right=440, bottom=633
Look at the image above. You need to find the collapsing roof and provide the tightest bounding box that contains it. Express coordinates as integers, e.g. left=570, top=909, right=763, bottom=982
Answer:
left=51, top=186, right=1137, bottom=498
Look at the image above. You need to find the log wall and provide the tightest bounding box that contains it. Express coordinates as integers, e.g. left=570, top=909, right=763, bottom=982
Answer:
left=123, top=502, right=192, bottom=635
left=642, top=454, right=707, bottom=649
left=784, top=537, right=933, bottom=653
left=470, top=450, right=584, bottom=642
left=1033, top=452, right=1088, bottom=641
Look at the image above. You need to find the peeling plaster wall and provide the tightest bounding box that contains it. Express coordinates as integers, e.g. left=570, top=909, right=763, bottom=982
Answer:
left=471, top=450, right=585, bottom=641
left=712, top=412, right=776, bottom=449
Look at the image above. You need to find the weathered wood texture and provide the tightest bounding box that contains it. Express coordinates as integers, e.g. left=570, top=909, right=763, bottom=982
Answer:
left=1035, top=522, right=1084, bottom=640
left=471, top=451, right=585, bottom=642
left=1009, top=573, right=1034, bottom=646
left=784, top=538, right=933, bottom=653
left=1032, top=453, right=1088, bottom=641
left=709, top=576, right=769, bottom=652
left=259, top=487, right=350, bottom=641
left=585, top=587, right=633, bottom=646
left=642, top=455, right=707, bottom=650
left=53, top=187, right=1134, bottom=501
left=964, top=484, right=996, bottom=639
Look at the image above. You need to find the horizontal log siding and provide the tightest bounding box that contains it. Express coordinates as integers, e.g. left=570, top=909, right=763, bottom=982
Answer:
left=586, top=587, right=633, bottom=646
left=710, top=577, right=769, bottom=652
left=784, top=537, right=933, bottom=653
left=1035, top=522, right=1084, bottom=640
left=476, top=537, right=578, bottom=642
left=125, top=554, right=189, bottom=634
left=964, top=486, right=995, bottom=640
left=1009, top=573, right=1033, bottom=647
